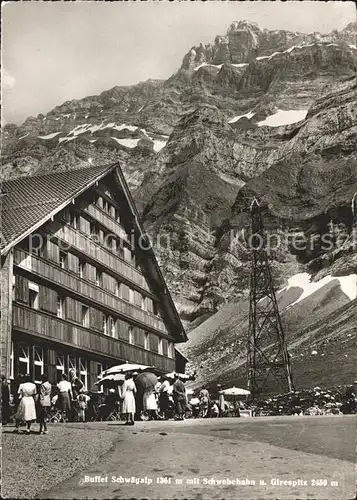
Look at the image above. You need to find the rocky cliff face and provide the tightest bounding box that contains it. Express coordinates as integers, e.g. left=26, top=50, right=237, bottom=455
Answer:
left=2, top=20, right=356, bottom=340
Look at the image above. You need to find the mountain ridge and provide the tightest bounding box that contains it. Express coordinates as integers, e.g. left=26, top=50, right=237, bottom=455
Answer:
left=2, top=21, right=356, bottom=392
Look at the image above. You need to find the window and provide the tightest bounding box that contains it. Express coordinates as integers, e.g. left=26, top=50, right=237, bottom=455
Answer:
left=34, top=346, right=44, bottom=384
left=115, top=281, right=121, bottom=298
left=56, top=352, right=65, bottom=382
left=144, top=333, right=150, bottom=350
left=78, top=259, right=86, bottom=278
left=79, top=358, right=88, bottom=390
left=128, top=326, right=134, bottom=345
left=109, top=205, right=116, bottom=219
left=115, top=209, right=120, bottom=223
left=29, top=283, right=39, bottom=309
left=96, top=269, right=102, bottom=287
left=68, top=355, right=77, bottom=373
left=168, top=343, right=175, bottom=359
left=141, top=295, right=147, bottom=311
left=10, top=342, right=14, bottom=380
left=18, top=343, right=30, bottom=375
left=110, top=317, right=117, bottom=337
left=116, top=240, right=124, bottom=260
left=81, top=305, right=89, bottom=327
left=57, top=295, right=64, bottom=318
left=129, top=288, right=134, bottom=304
left=90, top=223, right=99, bottom=240
left=158, top=338, right=163, bottom=355
left=131, top=251, right=136, bottom=267
left=103, top=315, right=108, bottom=335
left=70, top=212, right=79, bottom=230
left=59, top=251, right=67, bottom=269
left=103, top=200, right=109, bottom=213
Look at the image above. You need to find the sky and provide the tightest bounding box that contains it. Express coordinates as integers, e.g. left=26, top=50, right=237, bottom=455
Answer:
left=2, top=1, right=355, bottom=125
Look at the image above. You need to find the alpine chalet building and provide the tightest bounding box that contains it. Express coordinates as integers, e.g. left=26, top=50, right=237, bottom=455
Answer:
left=0, top=163, right=187, bottom=390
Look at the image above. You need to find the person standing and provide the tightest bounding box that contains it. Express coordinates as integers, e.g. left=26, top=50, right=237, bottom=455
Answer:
left=172, top=375, right=186, bottom=421
left=218, top=391, right=225, bottom=418
left=143, top=387, right=160, bottom=420
left=158, top=376, right=171, bottom=419
left=38, top=374, right=52, bottom=434
left=69, top=369, right=84, bottom=421
left=57, top=374, right=73, bottom=422
left=14, top=374, right=37, bottom=434
left=1, top=375, right=11, bottom=425
left=122, top=373, right=137, bottom=425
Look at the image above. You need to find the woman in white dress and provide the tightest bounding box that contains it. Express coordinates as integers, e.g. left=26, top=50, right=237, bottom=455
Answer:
left=122, top=373, right=136, bottom=425
left=14, top=374, right=37, bottom=434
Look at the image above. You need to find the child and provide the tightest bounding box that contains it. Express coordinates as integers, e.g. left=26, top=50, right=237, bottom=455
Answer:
left=77, top=392, right=89, bottom=422
left=39, top=374, right=52, bottom=434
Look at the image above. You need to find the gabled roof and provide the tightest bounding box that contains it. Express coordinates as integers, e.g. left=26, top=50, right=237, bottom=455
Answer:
left=1, top=164, right=115, bottom=252
left=1, top=162, right=187, bottom=342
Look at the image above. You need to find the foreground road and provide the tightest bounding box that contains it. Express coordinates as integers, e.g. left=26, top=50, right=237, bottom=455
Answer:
left=3, top=416, right=356, bottom=499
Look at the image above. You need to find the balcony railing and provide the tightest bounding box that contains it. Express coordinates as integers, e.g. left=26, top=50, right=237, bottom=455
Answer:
left=12, top=303, right=175, bottom=373
left=46, top=222, right=150, bottom=292
left=14, top=248, right=168, bottom=336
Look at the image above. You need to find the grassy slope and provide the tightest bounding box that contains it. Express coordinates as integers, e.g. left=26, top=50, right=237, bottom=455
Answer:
left=180, top=280, right=356, bottom=393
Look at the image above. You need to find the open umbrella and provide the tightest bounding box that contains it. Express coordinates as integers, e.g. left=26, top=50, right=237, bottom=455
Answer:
left=95, top=373, right=125, bottom=386
left=103, top=363, right=152, bottom=376
left=221, top=387, right=250, bottom=396
left=165, top=371, right=191, bottom=381
left=135, top=372, right=158, bottom=391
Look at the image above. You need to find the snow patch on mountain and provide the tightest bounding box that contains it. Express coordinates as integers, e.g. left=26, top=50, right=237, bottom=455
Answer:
left=38, top=132, right=61, bottom=140
left=283, top=272, right=357, bottom=306
left=111, top=137, right=140, bottom=148
left=257, top=109, right=307, bottom=127
left=228, top=110, right=255, bottom=124
left=153, top=140, right=167, bottom=152
left=194, top=63, right=223, bottom=71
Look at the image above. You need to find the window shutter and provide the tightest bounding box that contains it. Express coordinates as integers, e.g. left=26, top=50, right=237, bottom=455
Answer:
left=45, top=240, right=59, bottom=263
left=117, top=319, right=129, bottom=342
left=67, top=253, right=79, bottom=273
left=66, top=298, right=81, bottom=323
left=15, top=275, right=29, bottom=303
left=86, top=263, right=97, bottom=282
left=150, top=333, right=159, bottom=353
left=39, top=286, right=58, bottom=314
left=89, top=308, right=103, bottom=331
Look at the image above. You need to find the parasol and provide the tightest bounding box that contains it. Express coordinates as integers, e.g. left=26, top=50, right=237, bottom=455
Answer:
left=135, top=371, right=158, bottom=391
left=95, top=373, right=125, bottom=386
left=103, top=363, right=153, bottom=376
left=165, top=371, right=191, bottom=381
left=221, top=387, right=251, bottom=396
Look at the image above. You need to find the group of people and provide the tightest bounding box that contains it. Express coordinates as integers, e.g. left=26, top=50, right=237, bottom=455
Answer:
left=1, top=370, right=246, bottom=431
left=1, top=369, right=90, bottom=434
left=115, top=372, right=189, bottom=425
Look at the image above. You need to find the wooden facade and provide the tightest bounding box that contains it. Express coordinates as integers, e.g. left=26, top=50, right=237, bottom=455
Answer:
left=2, top=165, right=186, bottom=390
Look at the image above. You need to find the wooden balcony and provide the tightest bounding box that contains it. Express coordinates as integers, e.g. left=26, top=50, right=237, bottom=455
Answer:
left=83, top=204, right=129, bottom=244
left=14, top=248, right=168, bottom=336
left=46, top=222, right=151, bottom=292
left=12, top=303, right=176, bottom=373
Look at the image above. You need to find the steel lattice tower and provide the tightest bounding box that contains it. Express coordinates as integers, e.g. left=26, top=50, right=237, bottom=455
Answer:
left=246, top=198, right=295, bottom=400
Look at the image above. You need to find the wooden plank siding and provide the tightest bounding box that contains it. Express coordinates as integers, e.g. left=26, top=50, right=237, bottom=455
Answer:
left=83, top=204, right=129, bottom=244
left=46, top=222, right=151, bottom=293
left=13, top=248, right=169, bottom=336
left=12, top=304, right=175, bottom=373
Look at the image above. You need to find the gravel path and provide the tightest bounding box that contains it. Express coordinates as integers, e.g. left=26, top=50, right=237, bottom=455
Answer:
left=2, top=424, right=118, bottom=499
